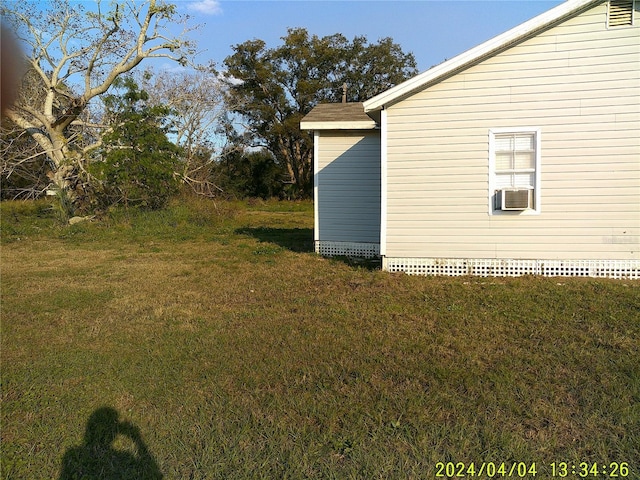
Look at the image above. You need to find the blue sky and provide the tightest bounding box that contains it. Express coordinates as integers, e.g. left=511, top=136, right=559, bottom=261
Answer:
left=179, top=0, right=565, bottom=71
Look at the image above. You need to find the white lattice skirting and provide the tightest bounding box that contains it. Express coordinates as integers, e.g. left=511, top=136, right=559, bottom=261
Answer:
left=383, top=258, right=640, bottom=279
left=315, top=241, right=380, bottom=259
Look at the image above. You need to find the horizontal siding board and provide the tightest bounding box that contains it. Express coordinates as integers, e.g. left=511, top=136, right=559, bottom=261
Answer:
left=319, top=193, right=380, bottom=199
left=542, top=188, right=639, bottom=197
left=511, top=85, right=639, bottom=104
left=322, top=233, right=379, bottom=243
left=389, top=113, right=640, bottom=137
left=388, top=186, right=638, bottom=199
left=385, top=220, right=638, bottom=233
left=385, top=241, right=638, bottom=253
left=385, top=237, right=639, bottom=250
left=391, top=71, right=639, bottom=105
left=386, top=183, right=486, bottom=193
left=542, top=202, right=639, bottom=213
left=543, top=177, right=639, bottom=189
left=468, top=66, right=638, bottom=91
left=320, top=151, right=379, bottom=158
left=509, top=77, right=638, bottom=97
left=389, top=191, right=640, bottom=205
left=388, top=114, right=632, bottom=133
left=322, top=226, right=380, bottom=234
left=383, top=221, right=640, bottom=230
left=385, top=85, right=636, bottom=111
left=390, top=116, right=640, bottom=141
left=389, top=231, right=640, bottom=240
left=388, top=74, right=638, bottom=105
left=386, top=206, right=488, bottom=215
left=385, top=227, right=639, bottom=238
left=387, top=208, right=637, bottom=220
left=388, top=167, right=487, bottom=177
left=387, top=170, right=486, bottom=179
left=544, top=136, right=640, bottom=149
left=541, top=154, right=639, bottom=165
left=388, top=105, right=636, bottom=126
left=390, top=93, right=637, bottom=118
left=385, top=242, right=638, bottom=255
left=486, top=42, right=639, bottom=67
left=384, top=245, right=638, bottom=260
left=384, top=240, right=639, bottom=249
left=385, top=156, right=640, bottom=170
left=318, top=189, right=380, bottom=197
left=460, top=56, right=637, bottom=81
left=320, top=207, right=379, bottom=217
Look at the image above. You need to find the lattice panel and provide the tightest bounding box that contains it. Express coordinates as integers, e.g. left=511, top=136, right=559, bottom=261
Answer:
left=384, top=258, right=640, bottom=279
left=315, top=241, right=380, bottom=259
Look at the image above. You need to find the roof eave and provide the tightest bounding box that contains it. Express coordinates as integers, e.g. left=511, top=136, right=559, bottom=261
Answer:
left=363, top=0, right=602, bottom=112
left=300, top=120, right=378, bottom=130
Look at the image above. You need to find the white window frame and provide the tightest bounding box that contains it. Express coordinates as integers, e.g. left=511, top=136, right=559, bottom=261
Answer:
left=488, top=127, right=541, bottom=216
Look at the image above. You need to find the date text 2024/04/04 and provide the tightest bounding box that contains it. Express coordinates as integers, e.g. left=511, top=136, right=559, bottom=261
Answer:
left=434, top=461, right=631, bottom=478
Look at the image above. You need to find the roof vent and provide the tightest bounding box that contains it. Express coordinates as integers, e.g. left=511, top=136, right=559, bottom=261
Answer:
left=608, top=0, right=634, bottom=27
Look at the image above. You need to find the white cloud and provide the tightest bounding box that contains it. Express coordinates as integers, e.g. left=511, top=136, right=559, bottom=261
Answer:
left=216, top=70, right=243, bottom=86
left=159, top=62, right=188, bottom=74
left=187, top=0, right=223, bottom=15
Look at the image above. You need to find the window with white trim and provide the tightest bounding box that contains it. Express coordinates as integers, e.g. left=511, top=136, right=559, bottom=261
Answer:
left=489, top=128, right=541, bottom=215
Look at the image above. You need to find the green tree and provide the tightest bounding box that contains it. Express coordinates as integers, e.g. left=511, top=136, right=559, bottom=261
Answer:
left=214, top=148, right=286, bottom=199
left=222, top=28, right=417, bottom=197
left=93, top=77, right=179, bottom=210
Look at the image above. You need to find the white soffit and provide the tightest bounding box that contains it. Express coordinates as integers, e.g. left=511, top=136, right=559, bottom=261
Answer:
left=299, top=120, right=377, bottom=130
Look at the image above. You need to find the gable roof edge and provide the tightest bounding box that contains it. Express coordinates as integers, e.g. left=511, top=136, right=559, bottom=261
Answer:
left=363, top=0, right=604, bottom=112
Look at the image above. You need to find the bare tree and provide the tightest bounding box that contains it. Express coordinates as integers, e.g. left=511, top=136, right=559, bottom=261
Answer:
left=141, top=68, right=240, bottom=197
left=0, top=117, right=50, bottom=199
left=1, top=67, right=79, bottom=199
left=1, top=0, right=196, bottom=210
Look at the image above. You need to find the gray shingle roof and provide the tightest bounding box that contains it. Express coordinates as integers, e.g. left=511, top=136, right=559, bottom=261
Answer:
left=300, top=103, right=378, bottom=130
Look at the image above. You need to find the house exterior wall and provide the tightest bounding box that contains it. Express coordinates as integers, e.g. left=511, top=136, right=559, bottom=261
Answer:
left=384, top=2, right=639, bottom=267
left=315, top=130, right=381, bottom=256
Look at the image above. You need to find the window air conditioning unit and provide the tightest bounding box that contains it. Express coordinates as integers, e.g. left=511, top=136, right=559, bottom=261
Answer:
left=500, top=189, right=532, bottom=211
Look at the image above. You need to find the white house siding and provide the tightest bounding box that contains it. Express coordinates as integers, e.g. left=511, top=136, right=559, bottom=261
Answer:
left=316, top=131, right=381, bottom=252
left=384, top=2, right=639, bottom=263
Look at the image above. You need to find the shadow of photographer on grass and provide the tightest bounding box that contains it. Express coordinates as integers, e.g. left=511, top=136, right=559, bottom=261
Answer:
left=59, top=406, right=162, bottom=480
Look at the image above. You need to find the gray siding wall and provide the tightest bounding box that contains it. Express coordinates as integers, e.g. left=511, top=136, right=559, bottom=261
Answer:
left=385, top=2, right=639, bottom=260
left=316, top=131, right=381, bottom=244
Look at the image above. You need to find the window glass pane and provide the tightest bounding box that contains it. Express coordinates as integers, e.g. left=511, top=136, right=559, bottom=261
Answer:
left=514, top=172, right=534, bottom=188
left=515, top=152, right=535, bottom=170
left=495, top=173, right=513, bottom=189
left=495, top=152, right=513, bottom=170
left=495, top=135, right=513, bottom=151
left=515, top=134, right=534, bottom=150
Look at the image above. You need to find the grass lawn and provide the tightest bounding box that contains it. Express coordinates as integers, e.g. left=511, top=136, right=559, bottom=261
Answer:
left=1, top=198, right=639, bottom=479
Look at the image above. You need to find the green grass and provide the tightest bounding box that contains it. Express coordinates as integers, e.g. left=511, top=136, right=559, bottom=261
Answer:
left=1, top=198, right=639, bottom=479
